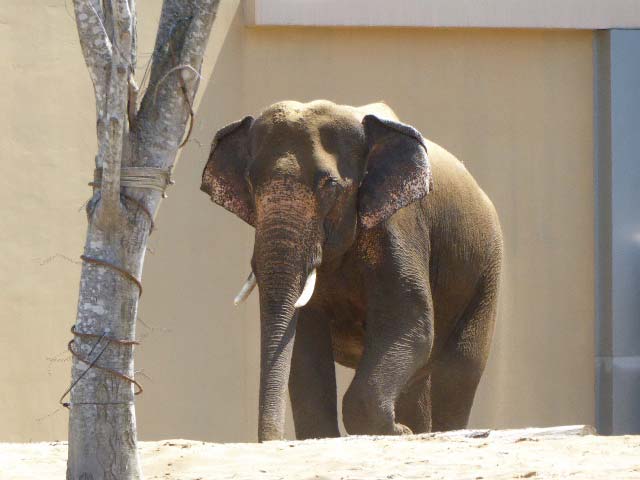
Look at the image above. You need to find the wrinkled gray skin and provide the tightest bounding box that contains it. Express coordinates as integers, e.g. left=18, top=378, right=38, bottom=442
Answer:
left=201, top=100, right=503, bottom=442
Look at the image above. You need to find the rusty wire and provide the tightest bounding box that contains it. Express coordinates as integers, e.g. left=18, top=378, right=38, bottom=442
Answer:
left=80, top=255, right=143, bottom=296
left=61, top=324, right=143, bottom=408
left=61, top=247, right=146, bottom=407
left=121, top=193, right=156, bottom=233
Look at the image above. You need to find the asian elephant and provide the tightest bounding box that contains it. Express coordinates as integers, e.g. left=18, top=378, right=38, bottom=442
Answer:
left=200, top=100, right=503, bottom=442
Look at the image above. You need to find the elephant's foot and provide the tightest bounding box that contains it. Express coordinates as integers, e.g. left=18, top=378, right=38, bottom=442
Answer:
left=393, top=423, right=414, bottom=435
left=345, top=415, right=413, bottom=436
left=258, top=422, right=286, bottom=442
left=342, top=388, right=413, bottom=436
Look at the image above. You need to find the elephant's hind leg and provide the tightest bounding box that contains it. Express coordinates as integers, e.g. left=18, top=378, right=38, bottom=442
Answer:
left=289, top=307, right=340, bottom=439
left=395, top=373, right=432, bottom=433
left=430, top=269, right=500, bottom=431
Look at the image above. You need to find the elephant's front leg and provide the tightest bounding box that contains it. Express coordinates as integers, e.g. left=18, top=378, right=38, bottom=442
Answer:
left=288, top=307, right=340, bottom=439
left=342, top=279, right=434, bottom=436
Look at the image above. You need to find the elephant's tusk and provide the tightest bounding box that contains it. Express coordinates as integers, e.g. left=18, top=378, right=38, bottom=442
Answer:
left=294, top=269, right=317, bottom=308
left=234, top=272, right=257, bottom=306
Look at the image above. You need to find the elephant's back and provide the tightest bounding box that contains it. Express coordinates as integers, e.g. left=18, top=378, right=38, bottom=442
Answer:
left=418, top=140, right=503, bottom=343
left=423, top=139, right=502, bottom=256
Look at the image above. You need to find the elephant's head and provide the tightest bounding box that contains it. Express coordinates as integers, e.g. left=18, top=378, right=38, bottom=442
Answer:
left=200, top=100, right=431, bottom=441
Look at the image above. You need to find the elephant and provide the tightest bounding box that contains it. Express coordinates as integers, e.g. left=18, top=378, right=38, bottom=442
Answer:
left=200, top=100, right=503, bottom=442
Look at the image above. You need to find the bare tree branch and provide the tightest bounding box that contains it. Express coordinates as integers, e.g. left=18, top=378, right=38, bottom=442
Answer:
left=179, top=0, right=219, bottom=65
left=73, top=1, right=110, bottom=64
left=73, top=0, right=112, bottom=173
left=96, top=0, right=134, bottom=220
left=129, top=0, right=138, bottom=71
left=134, top=0, right=219, bottom=168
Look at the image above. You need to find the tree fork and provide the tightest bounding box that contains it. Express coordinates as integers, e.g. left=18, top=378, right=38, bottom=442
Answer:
left=67, top=2, right=220, bottom=479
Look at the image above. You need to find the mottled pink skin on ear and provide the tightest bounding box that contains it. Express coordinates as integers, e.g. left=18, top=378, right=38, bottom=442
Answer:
left=358, top=115, right=432, bottom=229
left=201, top=173, right=255, bottom=225
left=359, top=162, right=431, bottom=229
left=200, top=116, right=255, bottom=226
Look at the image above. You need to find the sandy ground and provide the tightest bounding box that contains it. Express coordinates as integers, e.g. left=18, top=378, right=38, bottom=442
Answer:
left=1, top=426, right=639, bottom=479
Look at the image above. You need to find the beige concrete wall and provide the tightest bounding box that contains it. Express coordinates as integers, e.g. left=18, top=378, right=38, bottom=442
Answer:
left=247, top=0, right=640, bottom=29
left=1, top=0, right=594, bottom=442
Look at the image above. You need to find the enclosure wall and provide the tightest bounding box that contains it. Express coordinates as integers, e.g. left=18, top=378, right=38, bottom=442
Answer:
left=0, top=0, right=594, bottom=441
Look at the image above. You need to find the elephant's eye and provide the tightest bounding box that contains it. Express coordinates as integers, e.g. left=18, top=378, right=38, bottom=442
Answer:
left=317, top=174, right=339, bottom=190
left=326, top=178, right=339, bottom=188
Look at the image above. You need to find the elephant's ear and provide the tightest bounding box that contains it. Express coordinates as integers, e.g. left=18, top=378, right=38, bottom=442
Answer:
left=358, top=115, right=433, bottom=229
left=201, top=116, right=255, bottom=226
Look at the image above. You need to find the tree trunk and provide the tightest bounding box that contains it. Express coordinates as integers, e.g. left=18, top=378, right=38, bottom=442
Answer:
left=66, top=1, right=220, bottom=478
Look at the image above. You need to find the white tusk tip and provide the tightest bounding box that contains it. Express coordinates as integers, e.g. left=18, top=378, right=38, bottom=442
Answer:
left=233, top=272, right=257, bottom=306
left=294, top=269, right=317, bottom=308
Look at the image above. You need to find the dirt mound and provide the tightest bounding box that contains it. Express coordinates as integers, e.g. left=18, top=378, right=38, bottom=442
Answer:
left=2, top=426, right=638, bottom=479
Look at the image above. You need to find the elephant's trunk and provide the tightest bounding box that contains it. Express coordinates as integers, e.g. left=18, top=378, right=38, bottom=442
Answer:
left=256, top=268, right=299, bottom=441
left=253, top=185, right=318, bottom=441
